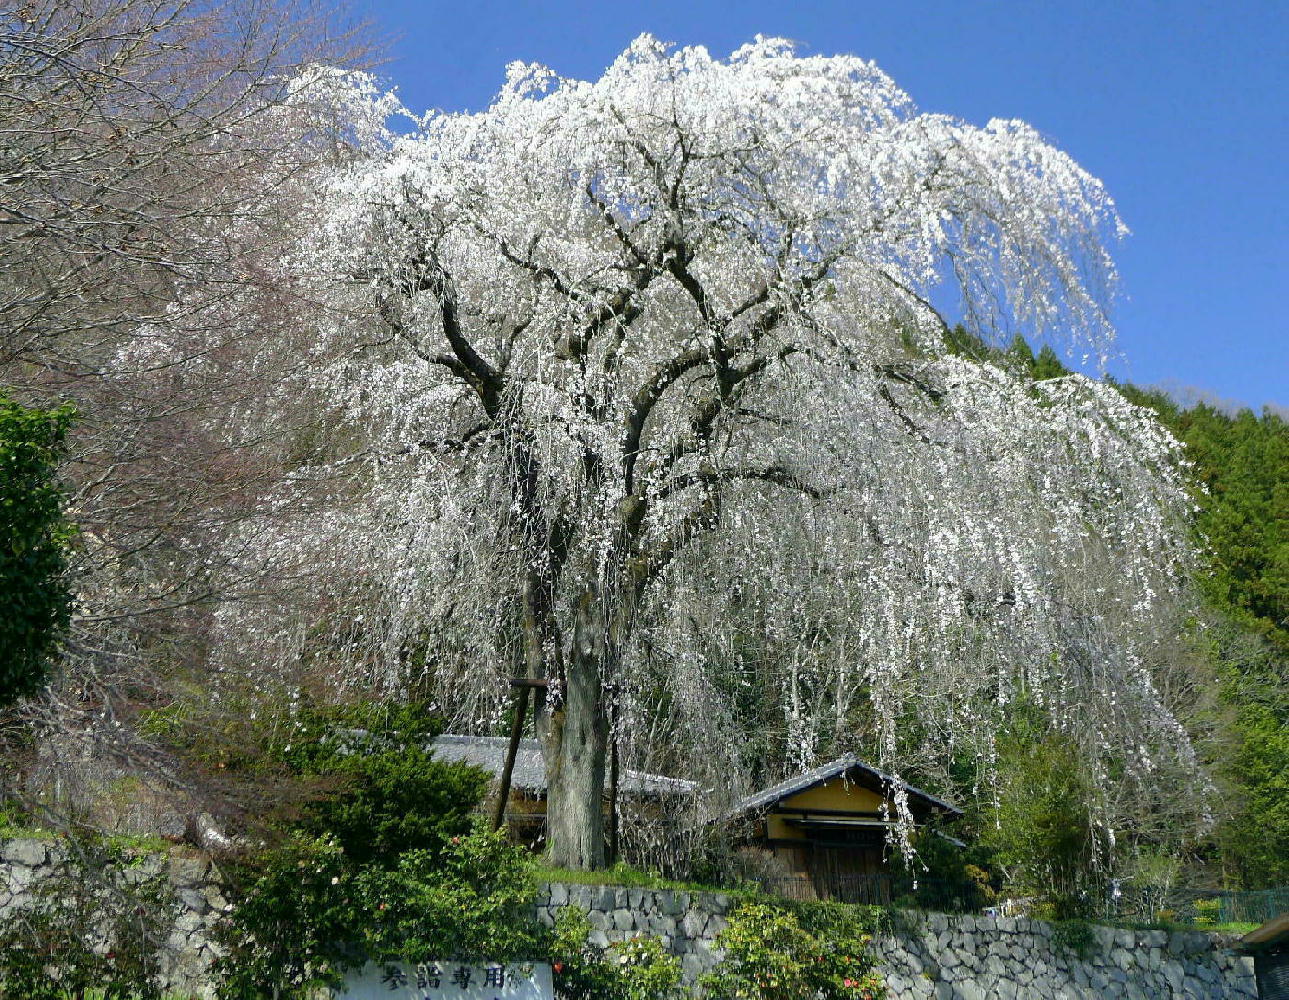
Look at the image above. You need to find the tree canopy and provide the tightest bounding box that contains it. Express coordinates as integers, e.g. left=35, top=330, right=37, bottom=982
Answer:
left=1115, top=389, right=1288, bottom=888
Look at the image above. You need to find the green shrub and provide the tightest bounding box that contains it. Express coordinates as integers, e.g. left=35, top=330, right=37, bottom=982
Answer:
left=268, top=700, right=442, bottom=773
left=700, top=900, right=886, bottom=1000
left=151, top=693, right=492, bottom=866
left=356, top=827, right=543, bottom=964
left=141, top=697, right=489, bottom=866
left=979, top=713, right=1109, bottom=917
left=207, top=699, right=521, bottom=999
left=215, top=826, right=543, bottom=1000
left=298, top=749, right=489, bottom=868
left=889, top=828, right=998, bottom=913
left=273, top=699, right=491, bottom=867
left=1050, top=918, right=1096, bottom=958
left=213, top=834, right=356, bottom=999
left=547, top=907, right=683, bottom=1000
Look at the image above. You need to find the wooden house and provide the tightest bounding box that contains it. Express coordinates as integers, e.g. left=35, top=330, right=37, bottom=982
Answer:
left=431, top=734, right=697, bottom=851
left=433, top=736, right=961, bottom=899
left=726, top=754, right=963, bottom=903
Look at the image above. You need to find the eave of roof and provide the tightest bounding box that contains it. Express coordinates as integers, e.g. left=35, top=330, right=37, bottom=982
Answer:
left=729, top=754, right=962, bottom=820
left=1240, top=912, right=1289, bottom=950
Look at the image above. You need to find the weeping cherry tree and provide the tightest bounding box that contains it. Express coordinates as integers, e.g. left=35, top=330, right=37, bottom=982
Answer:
left=247, top=37, right=1203, bottom=869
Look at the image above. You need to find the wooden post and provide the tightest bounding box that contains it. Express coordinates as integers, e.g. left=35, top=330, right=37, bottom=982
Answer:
left=492, top=684, right=530, bottom=832
left=493, top=678, right=549, bottom=834
left=533, top=679, right=546, bottom=728
left=608, top=686, right=620, bottom=866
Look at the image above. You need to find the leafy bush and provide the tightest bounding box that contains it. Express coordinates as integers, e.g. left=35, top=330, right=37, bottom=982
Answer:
left=297, top=747, right=489, bottom=868
left=212, top=834, right=356, bottom=999
left=1050, top=918, right=1096, bottom=958
left=547, top=907, right=683, bottom=1000
left=356, top=828, right=543, bottom=963
left=287, top=703, right=489, bottom=867
left=207, top=699, right=527, bottom=998
left=888, top=828, right=998, bottom=913
left=980, top=718, right=1109, bottom=918
left=700, top=900, right=885, bottom=1000
left=215, top=826, right=543, bottom=1000
left=267, top=699, right=443, bottom=773
left=142, top=696, right=490, bottom=866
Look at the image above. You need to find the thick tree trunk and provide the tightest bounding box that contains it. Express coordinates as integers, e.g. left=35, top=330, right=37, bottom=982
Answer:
left=543, top=591, right=609, bottom=870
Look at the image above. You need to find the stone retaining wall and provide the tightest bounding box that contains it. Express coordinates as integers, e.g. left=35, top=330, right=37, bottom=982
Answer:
left=540, top=882, right=1260, bottom=999
left=869, top=911, right=1257, bottom=1000
left=0, top=839, right=1262, bottom=999
left=0, top=836, right=224, bottom=998
left=535, top=882, right=735, bottom=984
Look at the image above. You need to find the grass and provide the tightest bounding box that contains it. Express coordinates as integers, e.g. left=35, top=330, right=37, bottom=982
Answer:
left=530, top=864, right=1265, bottom=937
left=1100, top=916, right=1261, bottom=935
left=0, top=803, right=59, bottom=841
left=532, top=860, right=750, bottom=896
left=0, top=810, right=178, bottom=858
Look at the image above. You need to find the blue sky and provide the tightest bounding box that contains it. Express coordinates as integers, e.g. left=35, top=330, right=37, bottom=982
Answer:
left=353, top=0, right=1287, bottom=411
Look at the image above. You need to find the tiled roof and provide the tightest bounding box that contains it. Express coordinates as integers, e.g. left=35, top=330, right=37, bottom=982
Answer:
left=729, top=754, right=962, bottom=818
left=430, top=735, right=698, bottom=798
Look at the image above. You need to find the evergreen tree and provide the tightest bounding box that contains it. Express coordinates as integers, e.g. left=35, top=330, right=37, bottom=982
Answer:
left=0, top=393, right=74, bottom=706
left=1116, top=386, right=1288, bottom=886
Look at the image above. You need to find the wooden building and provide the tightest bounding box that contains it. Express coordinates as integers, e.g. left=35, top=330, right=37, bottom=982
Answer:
left=433, top=736, right=961, bottom=898
left=1241, top=913, right=1289, bottom=999
left=431, top=734, right=697, bottom=851
left=727, top=754, right=963, bottom=903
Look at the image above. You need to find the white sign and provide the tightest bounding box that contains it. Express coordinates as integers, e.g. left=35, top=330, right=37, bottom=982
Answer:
left=336, top=961, right=554, bottom=1000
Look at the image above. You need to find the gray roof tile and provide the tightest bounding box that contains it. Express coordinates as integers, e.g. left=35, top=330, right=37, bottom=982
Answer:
left=431, top=735, right=697, bottom=797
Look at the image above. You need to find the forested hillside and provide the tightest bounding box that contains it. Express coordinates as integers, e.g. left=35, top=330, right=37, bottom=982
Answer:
left=1116, top=387, right=1288, bottom=887
left=971, top=334, right=1288, bottom=888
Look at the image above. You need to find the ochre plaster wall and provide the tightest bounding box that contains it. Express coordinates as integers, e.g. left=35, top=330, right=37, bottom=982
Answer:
left=766, top=779, right=888, bottom=840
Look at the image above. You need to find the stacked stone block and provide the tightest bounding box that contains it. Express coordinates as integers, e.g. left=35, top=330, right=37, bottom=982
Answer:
left=0, top=837, right=226, bottom=999
left=534, top=882, right=733, bottom=985
left=869, top=912, right=1258, bottom=1000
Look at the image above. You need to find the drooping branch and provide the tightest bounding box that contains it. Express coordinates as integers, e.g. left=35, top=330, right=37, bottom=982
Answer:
left=583, top=183, right=651, bottom=266
left=640, top=494, right=719, bottom=590
left=622, top=342, right=712, bottom=492
left=565, top=266, right=659, bottom=361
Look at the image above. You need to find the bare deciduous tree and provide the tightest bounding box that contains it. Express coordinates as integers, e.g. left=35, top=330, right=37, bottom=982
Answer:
left=0, top=0, right=372, bottom=834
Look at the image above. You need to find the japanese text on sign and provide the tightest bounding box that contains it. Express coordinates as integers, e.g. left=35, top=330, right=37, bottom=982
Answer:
left=335, top=960, right=553, bottom=1000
